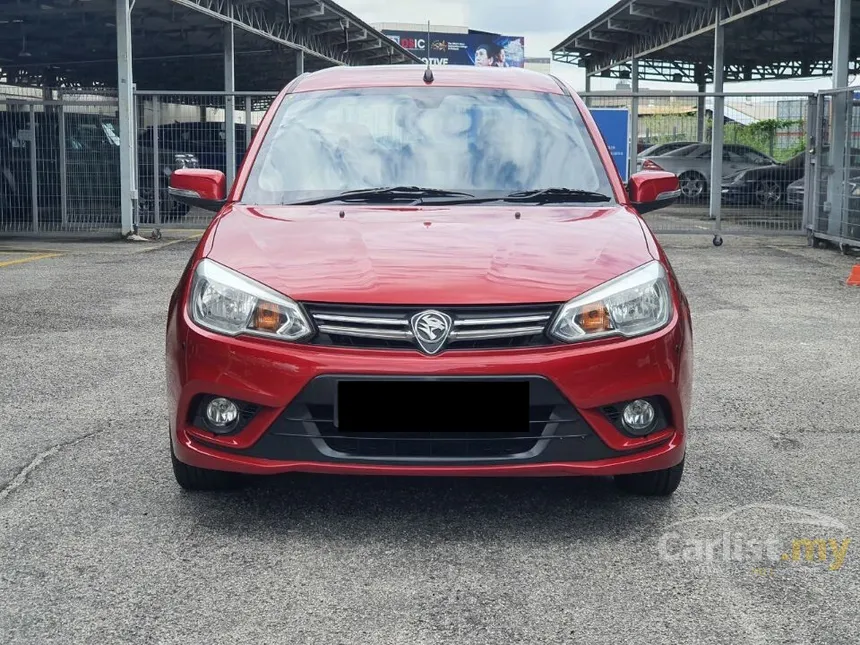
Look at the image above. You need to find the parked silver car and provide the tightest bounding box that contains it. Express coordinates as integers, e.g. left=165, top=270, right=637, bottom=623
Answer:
left=639, top=143, right=778, bottom=200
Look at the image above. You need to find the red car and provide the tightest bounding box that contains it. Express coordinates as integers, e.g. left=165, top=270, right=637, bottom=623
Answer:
left=166, top=65, right=692, bottom=496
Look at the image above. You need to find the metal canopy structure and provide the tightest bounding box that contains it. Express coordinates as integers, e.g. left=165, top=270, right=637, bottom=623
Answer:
left=551, top=0, right=860, bottom=83
left=0, top=0, right=420, bottom=91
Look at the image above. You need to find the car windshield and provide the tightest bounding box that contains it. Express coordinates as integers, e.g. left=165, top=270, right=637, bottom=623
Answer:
left=241, top=86, right=615, bottom=204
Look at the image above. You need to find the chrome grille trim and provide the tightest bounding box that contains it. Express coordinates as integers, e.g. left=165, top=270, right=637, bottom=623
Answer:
left=304, top=303, right=560, bottom=349
left=453, top=314, right=552, bottom=327
left=313, top=313, right=408, bottom=326
left=449, top=325, right=548, bottom=340
left=316, top=325, right=413, bottom=340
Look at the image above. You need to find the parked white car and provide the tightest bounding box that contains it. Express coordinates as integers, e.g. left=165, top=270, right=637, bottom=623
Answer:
left=639, top=143, right=778, bottom=200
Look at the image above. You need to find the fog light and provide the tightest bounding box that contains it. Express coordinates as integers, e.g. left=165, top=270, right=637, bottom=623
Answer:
left=205, top=397, right=239, bottom=430
left=622, top=399, right=656, bottom=434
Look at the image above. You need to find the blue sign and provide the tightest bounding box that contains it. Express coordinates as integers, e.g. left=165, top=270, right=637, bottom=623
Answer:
left=590, top=108, right=630, bottom=181
left=382, top=30, right=525, bottom=68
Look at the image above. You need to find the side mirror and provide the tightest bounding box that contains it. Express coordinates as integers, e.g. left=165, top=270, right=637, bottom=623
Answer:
left=168, top=168, right=227, bottom=213
left=627, top=171, right=681, bottom=214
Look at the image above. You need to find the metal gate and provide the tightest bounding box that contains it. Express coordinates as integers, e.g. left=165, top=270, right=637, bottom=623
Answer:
left=0, top=89, right=121, bottom=234
left=808, top=87, right=860, bottom=251
left=582, top=91, right=814, bottom=243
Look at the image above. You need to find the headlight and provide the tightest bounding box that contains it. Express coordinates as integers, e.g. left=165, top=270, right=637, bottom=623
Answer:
left=850, top=182, right=860, bottom=197
left=549, top=261, right=673, bottom=343
left=188, top=258, right=313, bottom=341
left=732, top=171, right=748, bottom=184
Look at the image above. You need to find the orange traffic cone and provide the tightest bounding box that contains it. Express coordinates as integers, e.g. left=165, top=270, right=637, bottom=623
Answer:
left=848, top=265, right=860, bottom=286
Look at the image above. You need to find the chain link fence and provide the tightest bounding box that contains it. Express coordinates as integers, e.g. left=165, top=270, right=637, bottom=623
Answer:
left=0, top=89, right=277, bottom=234
left=583, top=91, right=813, bottom=239
left=3, top=86, right=841, bottom=243
left=134, top=91, right=277, bottom=229
left=1, top=92, right=122, bottom=233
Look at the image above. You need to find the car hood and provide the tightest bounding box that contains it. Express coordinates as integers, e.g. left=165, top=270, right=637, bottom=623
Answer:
left=729, top=163, right=785, bottom=179
left=204, top=204, right=657, bottom=305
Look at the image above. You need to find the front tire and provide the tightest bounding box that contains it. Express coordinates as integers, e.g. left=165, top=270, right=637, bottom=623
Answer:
left=614, top=458, right=684, bottom=496
left=171, top=446, right=246, bottom=491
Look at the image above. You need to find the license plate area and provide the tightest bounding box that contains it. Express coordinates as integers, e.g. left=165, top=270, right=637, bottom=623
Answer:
left=335, top=379, right=530, bottom=434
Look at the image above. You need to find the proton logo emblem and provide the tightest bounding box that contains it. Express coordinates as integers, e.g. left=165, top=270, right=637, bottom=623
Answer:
left=409, top=310, right=453, bottom=355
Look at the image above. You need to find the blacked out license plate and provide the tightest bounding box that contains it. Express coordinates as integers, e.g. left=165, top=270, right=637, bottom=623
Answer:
left=335, top=380, right=530, bottom=434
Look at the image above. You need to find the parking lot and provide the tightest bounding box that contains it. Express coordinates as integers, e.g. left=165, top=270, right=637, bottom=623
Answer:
left=0, top=235, right=858, bottom=644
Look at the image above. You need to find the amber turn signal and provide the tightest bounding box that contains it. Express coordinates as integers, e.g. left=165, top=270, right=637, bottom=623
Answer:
left=576, top=303, right=613, bottom=333
left=253, top=302, right=282, bottom=332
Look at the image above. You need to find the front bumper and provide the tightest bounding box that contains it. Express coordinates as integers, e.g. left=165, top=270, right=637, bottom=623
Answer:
left=786, top=188, right=804, bottom=207
left=167, top=307, right=693, bottom=477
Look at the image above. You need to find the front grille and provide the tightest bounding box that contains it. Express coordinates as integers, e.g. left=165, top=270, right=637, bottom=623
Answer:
left=303, top=302, right=560, bottom=351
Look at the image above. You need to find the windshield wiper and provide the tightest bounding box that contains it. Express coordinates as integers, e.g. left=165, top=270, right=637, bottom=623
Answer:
left=417, top=188, right=614, bottom=206
left=285, top=186, right=476, bottom=205
left=501, top=188, right=612, bottom=204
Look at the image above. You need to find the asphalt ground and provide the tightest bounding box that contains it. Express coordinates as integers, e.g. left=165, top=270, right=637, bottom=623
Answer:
left=0, top=235, right=859, bottom=644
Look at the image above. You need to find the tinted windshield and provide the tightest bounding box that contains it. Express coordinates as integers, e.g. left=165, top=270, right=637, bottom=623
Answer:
left=241, top=86, right=615, bottom=204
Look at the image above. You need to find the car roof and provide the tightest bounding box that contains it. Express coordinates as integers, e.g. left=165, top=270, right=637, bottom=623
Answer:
left=646, top=141, right=696, bottom=151
left=663, top=143, right=704, bottom=156
left=292, top=64, right=566, bottom=95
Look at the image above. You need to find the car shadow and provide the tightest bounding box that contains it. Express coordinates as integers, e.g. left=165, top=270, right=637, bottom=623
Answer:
left=172, top=473, right=683, bottom=544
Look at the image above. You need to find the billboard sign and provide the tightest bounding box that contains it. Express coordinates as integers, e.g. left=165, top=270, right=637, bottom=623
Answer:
left=383, top=30, right=524, bottom=68
left=590, top=108, right=630, bottom=182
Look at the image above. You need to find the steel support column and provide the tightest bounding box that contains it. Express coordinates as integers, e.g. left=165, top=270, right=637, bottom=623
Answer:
left=116, top=0, right=135, bottom=235
left=58, top=92, right=68, bottom=229
left=296, top=49, right=305, bottom=77
left=152, top=96, right=161, bottom=226
left=245, top=96, right=252, bottom=169
left=225, top=15, right=237, bottom=190
left=695, top=64, right=707, bottom=142
left=628, top=58, right=639, bottom=180
left=29, top=105, right=38, bottom=233
left=708, top=11, right=725, bottom=234
left=584, top=72, right=591, bottom=107
left=828, top=0, right=851, bottom=237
